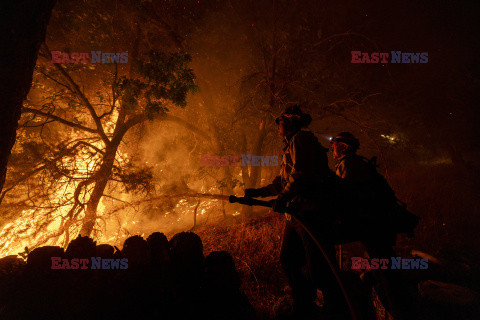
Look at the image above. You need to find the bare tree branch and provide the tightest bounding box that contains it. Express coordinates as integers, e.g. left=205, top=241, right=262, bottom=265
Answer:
left=22, top=106, right=98, bottom=133
left=0, top=140, right=104, bottom=204
left=124, top=113, right=211, bottom=141
left=41, top=43, right=110, bottom=144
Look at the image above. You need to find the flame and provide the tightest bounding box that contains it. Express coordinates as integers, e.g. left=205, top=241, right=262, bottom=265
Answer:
left=0, top=108, right=114, bottom=257
left=0, top=105, right=239, bottom=258
left=0, top=174, right=228, bottom=258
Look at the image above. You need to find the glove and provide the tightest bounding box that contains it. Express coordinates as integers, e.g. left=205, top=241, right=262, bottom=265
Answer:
left=244, top=188, right=264, bottom=198
left=272, top=195, right=288, bottom=214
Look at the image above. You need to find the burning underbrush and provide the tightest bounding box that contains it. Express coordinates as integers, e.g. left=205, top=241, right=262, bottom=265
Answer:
left=0, top=192, right=237, bottom=259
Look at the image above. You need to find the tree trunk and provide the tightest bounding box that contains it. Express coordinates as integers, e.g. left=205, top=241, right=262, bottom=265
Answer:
left=79, top=139, right=121, bottom=237
left=247, top=118, right=268, bottom=189
left=239, top=123, right=268, bottom=218
left=79, top=20, right=142, bottom=237
left=240, top=133, right=253, bottom=217
left=0, top=0, right=56, bottom=193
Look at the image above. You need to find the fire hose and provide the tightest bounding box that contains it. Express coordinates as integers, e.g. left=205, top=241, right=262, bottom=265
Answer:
left=229, top=195, right=357, bottom=320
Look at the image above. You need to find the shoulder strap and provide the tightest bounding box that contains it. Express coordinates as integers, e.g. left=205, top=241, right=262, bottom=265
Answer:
left=367, top=156, right=378, bottom=168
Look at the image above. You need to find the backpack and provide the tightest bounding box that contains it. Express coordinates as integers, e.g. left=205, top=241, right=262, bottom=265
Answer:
left=359, top=156, right=420, bottom=238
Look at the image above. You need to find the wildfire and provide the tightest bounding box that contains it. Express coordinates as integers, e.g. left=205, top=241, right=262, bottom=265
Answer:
left=0, top=95, right=240, bottom=258
left=0, top=165, right=229, bottom=258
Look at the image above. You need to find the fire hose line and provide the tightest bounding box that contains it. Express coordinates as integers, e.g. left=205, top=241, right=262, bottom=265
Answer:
left=291, top=215, right=357, bottom=320
left=228, top=195, right=357, bottom=320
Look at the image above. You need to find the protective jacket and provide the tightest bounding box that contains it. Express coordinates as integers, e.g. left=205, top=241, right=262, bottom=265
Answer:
left=258, top=130, right=331, bottom=214
left=335, top=154, right=371, bottom=183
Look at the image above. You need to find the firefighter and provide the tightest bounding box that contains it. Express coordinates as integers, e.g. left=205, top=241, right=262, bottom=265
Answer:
left=244, top=105, right=348, bottom=318
left=331, top=132, right=417, bottom=320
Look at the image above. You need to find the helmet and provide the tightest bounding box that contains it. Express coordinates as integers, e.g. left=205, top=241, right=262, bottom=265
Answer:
left=275, top=104, right=312, bottom=128
left=331, top=132, right=360, bottom=149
